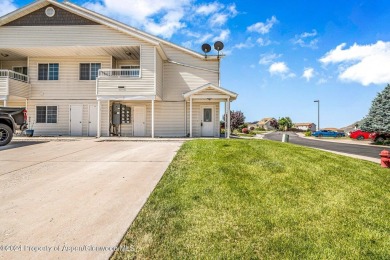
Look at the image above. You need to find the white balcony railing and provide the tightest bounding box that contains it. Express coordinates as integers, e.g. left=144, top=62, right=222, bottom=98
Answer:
left=98, top=68, right=140, bottom=78
left=0, top=70, right=29, bottom=83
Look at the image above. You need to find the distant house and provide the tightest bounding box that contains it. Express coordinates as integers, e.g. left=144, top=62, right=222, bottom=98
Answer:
left=258, top=117, right=276, bottom=130
left=294, top=123, right=316, bottom=132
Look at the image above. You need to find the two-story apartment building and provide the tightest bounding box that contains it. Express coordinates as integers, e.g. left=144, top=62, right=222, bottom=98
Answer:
left=0, top=0, right=237, bottom=138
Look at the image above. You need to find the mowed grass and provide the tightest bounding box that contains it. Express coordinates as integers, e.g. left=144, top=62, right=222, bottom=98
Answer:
left=113, top=139, right=390, bottom=259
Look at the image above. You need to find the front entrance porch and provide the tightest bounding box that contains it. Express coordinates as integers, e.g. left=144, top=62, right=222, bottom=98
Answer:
left=183, top=83, right=238, bottom=138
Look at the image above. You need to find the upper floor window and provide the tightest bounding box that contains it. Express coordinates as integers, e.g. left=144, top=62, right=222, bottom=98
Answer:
left=80, top=63, right=101, bottom=80
left=38, top=63, right=59, bottom=80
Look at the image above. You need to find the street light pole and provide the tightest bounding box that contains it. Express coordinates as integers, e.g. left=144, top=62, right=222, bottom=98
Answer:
left=314, top=100, right=320, bottom=131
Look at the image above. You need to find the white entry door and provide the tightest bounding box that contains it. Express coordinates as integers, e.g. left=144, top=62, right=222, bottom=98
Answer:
left=133, top=106, right=146, bottom=136
left=201, top=106, right=214, bottom=137
left=70, top=105, right=83, bottom=136
left=88, top=104, right=98, bottom=136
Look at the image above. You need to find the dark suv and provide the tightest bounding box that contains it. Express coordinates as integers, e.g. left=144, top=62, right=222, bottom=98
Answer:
left=369, top=132, right=390, bottom=143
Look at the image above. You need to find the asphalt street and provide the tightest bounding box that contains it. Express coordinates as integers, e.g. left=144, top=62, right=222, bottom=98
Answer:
left=263, top=132, right=385, bottom=159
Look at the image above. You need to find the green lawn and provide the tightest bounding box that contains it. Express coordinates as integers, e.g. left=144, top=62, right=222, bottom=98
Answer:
left=113, top=139, right=390, bottom=259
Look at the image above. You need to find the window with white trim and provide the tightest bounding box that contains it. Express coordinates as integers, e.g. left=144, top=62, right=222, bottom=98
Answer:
left=36, top=106, right=57, bottom=123
left=80, top=63, right=101, bottom=80
left=38, top=63, right=59, bottom=80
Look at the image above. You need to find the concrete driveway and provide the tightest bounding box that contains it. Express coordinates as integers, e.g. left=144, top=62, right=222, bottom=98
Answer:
left=0, top=139, right=183, bottom=259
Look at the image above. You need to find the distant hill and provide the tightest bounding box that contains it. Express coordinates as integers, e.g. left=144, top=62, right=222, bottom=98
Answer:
left=340, top=120, right=362, bottom=133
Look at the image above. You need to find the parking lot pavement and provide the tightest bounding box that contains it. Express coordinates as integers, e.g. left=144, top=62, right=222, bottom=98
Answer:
left=0, top=139, right=183, bottom=259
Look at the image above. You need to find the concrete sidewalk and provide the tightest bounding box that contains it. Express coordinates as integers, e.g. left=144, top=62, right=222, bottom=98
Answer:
left=0, top=139, right=182, bottom=259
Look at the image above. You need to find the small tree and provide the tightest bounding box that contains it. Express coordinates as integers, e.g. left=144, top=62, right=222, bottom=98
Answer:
left=278, top=117, right=293, bottom=131
left=229, top=110, right=245, bottom=131
left=269, top=118, right=279, bottom=130
left=361, top=84, right=390, bottom=132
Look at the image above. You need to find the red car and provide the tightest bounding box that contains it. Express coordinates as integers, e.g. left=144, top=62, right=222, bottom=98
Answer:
left=349, top=129, right=372, bottom=140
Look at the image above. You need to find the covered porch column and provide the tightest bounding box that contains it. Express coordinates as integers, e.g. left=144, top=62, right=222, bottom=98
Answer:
left=189, top=96, right=193, bottom=138
left=151, top=99, right=155, bottom=138
left=97, top=100, right=101, bottom=137
left=227, top=97, right=230, bottom=138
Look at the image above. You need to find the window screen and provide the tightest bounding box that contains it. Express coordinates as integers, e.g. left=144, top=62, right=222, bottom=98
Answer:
left=38, top=63, right=58, bottom=80
left=36, top=106, right=57, bottom=123
left=36, top=106, right=47, bottom=123
left=38, top=64, right=48, bottom=80
left=47, top=106, right=57, bottom=123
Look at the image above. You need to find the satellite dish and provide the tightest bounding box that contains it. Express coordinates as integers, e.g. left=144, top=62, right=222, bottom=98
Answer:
left=201, top=43, right=211, bottom=53
left=214, top=41, right=224, bottom=51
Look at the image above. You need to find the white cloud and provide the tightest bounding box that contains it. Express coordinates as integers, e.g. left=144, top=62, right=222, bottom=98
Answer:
left=259, top=53, right=281, bottom=65
left=317, top=78, right=327, bottom=85
left=256, top=37, right=271, bottom=46
left=269, top=62, right=295, bottom=78
left=247, top=16, right=278, bottom=34
left=233, top=37, right=254, bottom=49
left=194, top=33, right=213, bottom=44
left=302, top=67, right=314, bottom=82
left=212, top=29, right=230, bottom=42
left=84, top=0, right=191, bottom=38
left=320, top=41, right=390, bottom=86
left=0, top=0, right=17, bottom=16
left=195, top=2, right=222, bottom=15
left=210, top=13, right=228, bottom=26
left=292, top=29, right=318, bottom=49
left=227, top=3, right=238, bottom=16
left=182, top=40, right=193, bottom=49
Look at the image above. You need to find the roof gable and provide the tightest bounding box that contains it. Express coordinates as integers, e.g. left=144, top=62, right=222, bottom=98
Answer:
left=3, top=4, right=98, bottom=26
left=0, top=0, right=218, bottom=61
left=183, top=83, right=238, bottom=100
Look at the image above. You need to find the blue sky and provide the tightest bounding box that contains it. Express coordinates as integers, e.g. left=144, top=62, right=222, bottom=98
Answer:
left=2, top=0, right=390, bottom=128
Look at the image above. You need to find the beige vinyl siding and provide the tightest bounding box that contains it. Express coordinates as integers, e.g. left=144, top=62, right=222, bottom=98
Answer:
left=155, top=101, right=185, bottom=137
left=0, top=25, right=150, bottom=48
left=97, top=45, right=155, bottom=97
left=116, top=60, right=140, bottom=68
left=107, top=100, right=152, bottom=137
left=27, top=100, right=99, bottom=136
left=101, top=100, right=109, bottom=136
left=162, top=44, right=218, bottom=69
left=29, top=56, right=110, bottom=100
left=0, top=98, right=26, bottom=107
left=156, top=52, right=163, bottom=99
left=9, top=79, right=29, bottom=98
left=163, top=64, right=218, bottom=101
left=0, top=77, right=7, bottom=96
left=0, top=60, right=28, bottom=70
left=186, top=102, right=220, bottom=137
left=161, top=44, right=219, bottom=101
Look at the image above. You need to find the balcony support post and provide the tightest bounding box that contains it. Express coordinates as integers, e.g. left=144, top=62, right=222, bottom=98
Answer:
left=97, top=100, right=101, bottom=138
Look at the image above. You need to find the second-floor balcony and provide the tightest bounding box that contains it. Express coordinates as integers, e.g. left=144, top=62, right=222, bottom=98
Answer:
left=0, top=70, right=30, bottom=100
left=96, top=68, right=155, bottom=99
left=98, top=68, right=140, bottom=78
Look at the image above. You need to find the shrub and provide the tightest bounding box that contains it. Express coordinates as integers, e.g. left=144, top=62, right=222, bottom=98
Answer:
left=304, top=131, right=312, bottom=137
left=238, top=123, right=248, bottom=132
left=242, top=128, right=249, bottom=134
left=249, top=126, right=255, bottom=131
left=383, top=140, right=390, bottom=146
